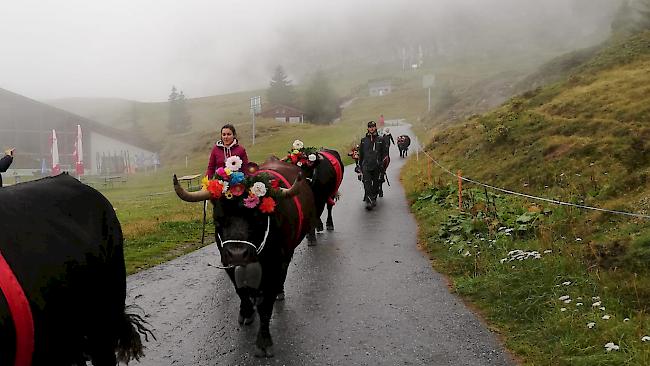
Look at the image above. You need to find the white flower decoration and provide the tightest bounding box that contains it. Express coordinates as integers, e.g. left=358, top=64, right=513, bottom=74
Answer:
left=221, top=181, right=230, bottom=193
left=642, top=336, right=650, bottom=342
left=251, top=182, right=267, bottom=197
left=225, top=156, right=243, bottom=171
left=587, top=322, right=596, bottom=329
left=292, top=140, right=304, bottom=150
left=604, top=342, right=619, bottom=352
left=297, top=161, right=302, bottom=167
left=308, top=153, right=317, bottom=162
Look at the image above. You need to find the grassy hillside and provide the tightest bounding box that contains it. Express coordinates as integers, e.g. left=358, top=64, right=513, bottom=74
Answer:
left=403, top=31, right=650, bottom=365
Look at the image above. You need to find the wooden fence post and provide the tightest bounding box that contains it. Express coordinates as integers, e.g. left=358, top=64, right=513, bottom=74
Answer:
left=458, top=170, right=463, bottom=211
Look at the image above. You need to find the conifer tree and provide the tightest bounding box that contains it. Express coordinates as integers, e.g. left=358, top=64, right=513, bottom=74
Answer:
left=303, top=71, right=338, bottom=124
left=267, top=65, right=296, bottom=107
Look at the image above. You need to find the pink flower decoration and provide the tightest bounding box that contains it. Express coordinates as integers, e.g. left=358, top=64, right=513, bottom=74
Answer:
left=243, top=194, right=260, bottom=208
left=216, top=167, right=228, bottom=179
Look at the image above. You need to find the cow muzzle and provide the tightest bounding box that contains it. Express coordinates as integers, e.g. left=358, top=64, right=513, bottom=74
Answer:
left=234, top=263, right=262, bottom=289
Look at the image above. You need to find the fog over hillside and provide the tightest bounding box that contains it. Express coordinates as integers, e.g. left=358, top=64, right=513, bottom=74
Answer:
left=0, top=0, right=620, bottom=101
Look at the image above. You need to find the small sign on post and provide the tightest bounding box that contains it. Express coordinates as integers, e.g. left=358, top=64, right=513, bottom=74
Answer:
left=422, top=74, right=436, bottom=113
left=250, top=96, right=261, bottom=145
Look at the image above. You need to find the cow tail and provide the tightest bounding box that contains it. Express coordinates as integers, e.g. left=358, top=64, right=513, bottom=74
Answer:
left=116, top=306, right=155, bottom=364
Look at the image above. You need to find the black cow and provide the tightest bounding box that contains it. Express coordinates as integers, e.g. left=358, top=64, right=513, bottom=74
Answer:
left=173, top=158, right=315, bottom=357
left=0, top=174, right=150, bottom=366
left=297, top=149, right=344, bottom=246
left=397, top=135, right=411, bottom=158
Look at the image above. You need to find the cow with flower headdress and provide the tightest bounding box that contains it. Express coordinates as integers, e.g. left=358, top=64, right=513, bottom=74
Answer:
left=283, top=140, right=344, bottom=247
left=173, top=155, right=316, bottom=358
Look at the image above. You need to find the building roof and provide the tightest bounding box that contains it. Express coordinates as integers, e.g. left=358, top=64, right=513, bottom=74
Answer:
left=0, top=88, right=157, bottom=152
left=259, top=103, right=304, bottom=118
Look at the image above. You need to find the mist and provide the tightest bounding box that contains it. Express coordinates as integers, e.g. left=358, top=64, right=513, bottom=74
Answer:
left=0, top=0, right=620, bottom=102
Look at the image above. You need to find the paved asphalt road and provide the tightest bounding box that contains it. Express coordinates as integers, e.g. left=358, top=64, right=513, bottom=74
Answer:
left=126, top=124, right=516, bottom=366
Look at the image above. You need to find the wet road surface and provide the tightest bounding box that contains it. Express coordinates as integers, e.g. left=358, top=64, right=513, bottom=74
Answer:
left=127, top=124, right=516, bottom=365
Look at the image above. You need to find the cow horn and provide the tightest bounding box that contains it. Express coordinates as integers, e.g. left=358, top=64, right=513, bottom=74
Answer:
left=278, top=172, right=303, bottom=198
left=173, top=174, right=212, bottom=202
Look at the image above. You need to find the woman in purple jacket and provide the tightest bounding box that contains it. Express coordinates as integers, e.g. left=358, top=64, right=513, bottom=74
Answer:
left=206, top=124, right=249, bottom=179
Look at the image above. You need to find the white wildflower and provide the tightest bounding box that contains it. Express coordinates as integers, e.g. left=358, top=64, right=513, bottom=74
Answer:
left=624, top=318, right=630, bottom=322
left=604, top=342, right=619, bottom=352
left=600, top=307, right=606, bottom=311
left=559, top=295, right=570, bottom=301
left=576, top=302, right=583, bottom=306
left=587, top=322, right=596, bottom=329
left=292, top=140, right=304, bottom=150
left=225, top=156, right=243, bottom=171
left=642, top=336, right=650, bottom=342
left=251, top=182, right=267, bottom=197
left=543, top=250, right=553, bottom=254
left=592, top=301, right=601, bottom=307
left=602, top=315, right=611, bottom=320
left=560, top=308, right=567, bottom=312
left=463, top=251, right=471, bottom=257
left=564, top=299, right=572, bottom=304
left=575, top=238, right=582, bottom=242
left=562, top=281, right=572, bottom=286
left=592, top=296, right=600, bottom=301
left=308, top=153, right=317, bottom=162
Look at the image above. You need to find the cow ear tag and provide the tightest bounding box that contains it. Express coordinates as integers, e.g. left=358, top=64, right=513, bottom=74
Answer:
left=235, top=263, right=262, bottom=289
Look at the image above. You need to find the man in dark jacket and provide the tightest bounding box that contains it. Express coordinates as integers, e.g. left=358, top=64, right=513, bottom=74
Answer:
left=0, top=148, right=14, bottom=187
left=359, top=121, right=386, bottom=209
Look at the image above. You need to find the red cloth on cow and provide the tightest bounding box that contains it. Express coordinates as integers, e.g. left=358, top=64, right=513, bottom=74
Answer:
left=0, top=249, right=34, bottom=366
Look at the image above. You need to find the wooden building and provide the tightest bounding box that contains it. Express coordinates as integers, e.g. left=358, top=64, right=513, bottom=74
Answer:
left=0, top=88, right=157, bottom=176
left=258, top=104, right=304, bottom=123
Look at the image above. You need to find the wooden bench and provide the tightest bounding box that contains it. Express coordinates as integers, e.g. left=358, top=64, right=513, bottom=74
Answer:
left=177, top=174, right=202, bottom=190
left=101, top=175, right=128, bottom=188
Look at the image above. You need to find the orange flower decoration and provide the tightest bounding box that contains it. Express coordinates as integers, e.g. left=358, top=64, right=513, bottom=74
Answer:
left=206, top=180, right=224, bottom=199
left=259, top=196, right=276, bottom=213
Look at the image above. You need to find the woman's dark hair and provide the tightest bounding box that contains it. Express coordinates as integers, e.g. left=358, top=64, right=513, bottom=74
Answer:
left=221, top=123, right=237, bottom=137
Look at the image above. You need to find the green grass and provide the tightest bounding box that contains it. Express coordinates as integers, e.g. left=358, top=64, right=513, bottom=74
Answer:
left=401, top=31, right=650, bottom=365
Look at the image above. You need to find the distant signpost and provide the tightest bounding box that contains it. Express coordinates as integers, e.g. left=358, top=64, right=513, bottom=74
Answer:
left=250, top=96, right=261, bottom=145
left=422, top=74, right=436, bottom=113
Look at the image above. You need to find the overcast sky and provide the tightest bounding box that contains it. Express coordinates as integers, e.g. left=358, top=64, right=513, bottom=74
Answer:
left=0, top=0, right=619, bottom=102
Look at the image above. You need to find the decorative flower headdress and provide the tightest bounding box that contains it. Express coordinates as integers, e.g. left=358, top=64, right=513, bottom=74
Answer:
left=201, top=156, right=279, bottom=213
left=284, top=140, right=319, bottom=167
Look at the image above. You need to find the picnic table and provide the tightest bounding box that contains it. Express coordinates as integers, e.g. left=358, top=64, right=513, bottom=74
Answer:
left=102, top=175, right=127, bottom=188
left=177, top=174, right=202, bottom=189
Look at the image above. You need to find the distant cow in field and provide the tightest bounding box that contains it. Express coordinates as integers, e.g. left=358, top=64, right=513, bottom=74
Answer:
left=174, top=158, right=315, bottom=357
left=0, top=173, right=151, bottom=366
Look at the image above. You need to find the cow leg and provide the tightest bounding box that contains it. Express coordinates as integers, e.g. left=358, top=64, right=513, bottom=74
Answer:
left=88, top=334, right=118, bottom=366
left=225, top=269, right=255, bottom=324
left=326, top=203, right=334, bottom=231
left=254, top=293, right=275, bottom=358
left=276, top=250, right=294, bottom=300
left=307, top=228, right=317, bottom=246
